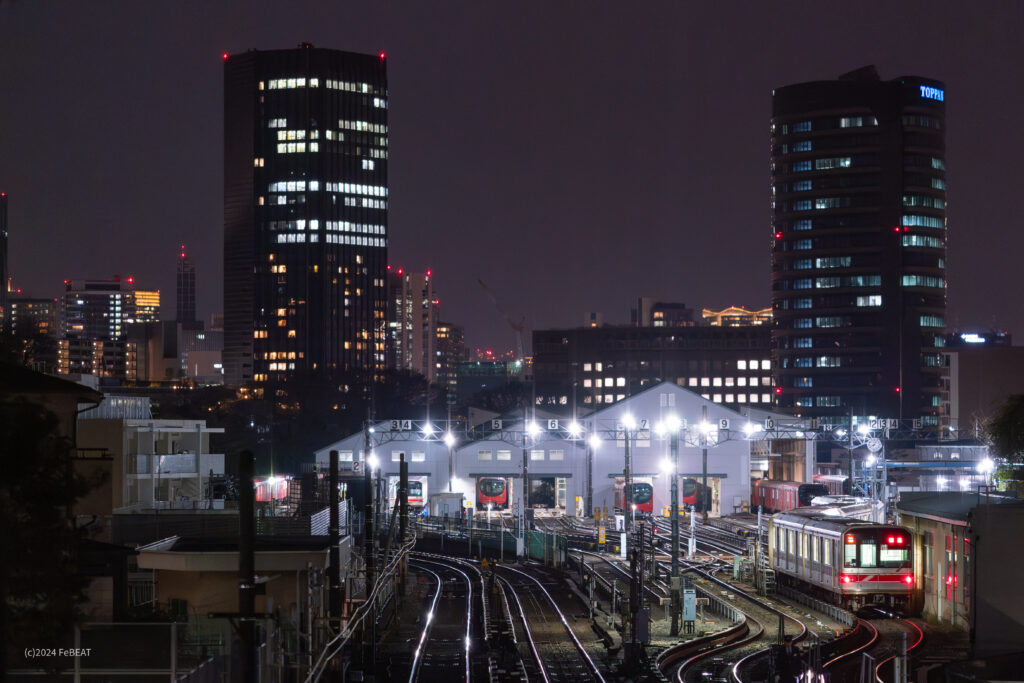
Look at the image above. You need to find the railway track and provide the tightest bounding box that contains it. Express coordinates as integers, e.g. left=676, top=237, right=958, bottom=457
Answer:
left=407, top=559, right=473, bottom=683
left=495, top=563, right=606, bottom=683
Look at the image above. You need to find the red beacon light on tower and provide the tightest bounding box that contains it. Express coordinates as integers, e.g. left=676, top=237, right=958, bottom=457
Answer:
left=222, top=52, right=229, bottom=61
left=379, top=51, right=386, bottom=60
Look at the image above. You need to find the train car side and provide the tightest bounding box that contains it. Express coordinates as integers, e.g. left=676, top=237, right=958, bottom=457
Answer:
left=768, top=509, right=918, bottom=614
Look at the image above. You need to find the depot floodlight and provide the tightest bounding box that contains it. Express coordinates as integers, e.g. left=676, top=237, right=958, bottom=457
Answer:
left=835, top=429, right=847, bottom=438
left=959, top=477, right=971, bottom=490
left=367, top=453, right=379, bottom=470
left=865, top=455, right=877, bottom=468
left=699, top=421, right=714, bottom=435
left=369, top=427, right=375, bottom=434
left=665, top=414, right=682, bottom=432
left=743, top=422, right=757, bottom=436
left=422, top=423, right=434, bottom=436
left=525, top=421, right=541, bottom=438
left=622, top=414, right=637, bottom=430
left=443, top=432, right=456, bottom=448
left=567, top=421, right=583, bottom=438
left=653, top=421, right=666, bottom=437
left=856, top=423, right=870, bottom=436
left=936, top=476, right=947, bottom=490
left=977, top=457, right=995, bottom=474
left=588, top=433, right=601, bottom=450
left=661, top=458, right=675, bottom=475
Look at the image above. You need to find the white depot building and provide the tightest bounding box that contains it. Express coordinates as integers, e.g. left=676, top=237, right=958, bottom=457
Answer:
left=314, top=382, right=811, bottom=518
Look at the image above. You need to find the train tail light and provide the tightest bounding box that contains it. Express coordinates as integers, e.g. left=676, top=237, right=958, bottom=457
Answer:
left=903, top=574, right=914, bottom=585
left=840, top=574, right=852, bottom=584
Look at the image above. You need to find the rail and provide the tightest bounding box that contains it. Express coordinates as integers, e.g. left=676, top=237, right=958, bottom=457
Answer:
left=497, top=564, right=606, bottom=683
left=304, top=533, right=417, bottom=683
left=406, top=562, right=443, bottom=683
left=775, top=584, right=856, bottom=628
left=410, top=558, right=474, bottom=683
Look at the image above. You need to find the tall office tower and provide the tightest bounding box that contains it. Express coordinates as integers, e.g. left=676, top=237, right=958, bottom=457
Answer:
left=176, top=244, right=198, bottom=327
left=126, top=289, right=161, bottom=323
left=10, top=295, right=60, bottom=371
left=0, top=192, right=8, bottom=331
left=435, top=320, right=467, bottom=393
left=59, top=277, right=138, bottom=376
left=771, top=66, right=947, bottom=424
left=224, top=44, right=388, bottom=393
left=385, top=268, right=439, bottom=382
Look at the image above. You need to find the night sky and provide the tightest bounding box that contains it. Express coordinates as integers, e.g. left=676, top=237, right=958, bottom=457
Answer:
left=2, top=2, right=1023, bottom=353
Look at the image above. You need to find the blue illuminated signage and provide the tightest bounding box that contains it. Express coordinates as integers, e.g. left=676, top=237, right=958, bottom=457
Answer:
left=920, top=85, right=944, bottom=101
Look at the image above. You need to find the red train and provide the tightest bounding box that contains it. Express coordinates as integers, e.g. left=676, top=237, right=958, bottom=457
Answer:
left=408, top=479, right=425, bottom=508
left=615, top=482, right=655, bottom=516
left=681, top=478, right=712, bottom=512
left=255, top=477, right=289, bottom=502
left=752, top=479, right=830, bottom=513
left=478, top=477, right=508, bottom=509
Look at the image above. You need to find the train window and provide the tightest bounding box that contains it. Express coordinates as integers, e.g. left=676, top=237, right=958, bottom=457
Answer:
left=812, top=537, right=820, bottom=562
left=788, top=530, right=795, bottom=556
left=879, top=546, right=909, bottom=567
left=801, top=533, right=808, bottom=559
left=859, top=541, right=878, bottom=567
left=824, top=539, right=831, bottom=566
left=480, top=479, right=506, bottom=496
left=844, top=542, right=858, bottom=567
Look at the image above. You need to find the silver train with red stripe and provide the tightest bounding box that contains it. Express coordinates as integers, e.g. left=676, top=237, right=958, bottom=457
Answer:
left=768, top=507, right=918, bottom=613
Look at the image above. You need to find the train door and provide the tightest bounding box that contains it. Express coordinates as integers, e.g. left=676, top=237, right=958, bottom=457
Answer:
left=708, top=477, right=722, bottom=517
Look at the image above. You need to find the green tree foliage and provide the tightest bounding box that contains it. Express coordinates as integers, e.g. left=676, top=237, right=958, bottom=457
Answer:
left=986, top=394, right=1024, bottom=493
left=0, top=400, right=104, bottom=671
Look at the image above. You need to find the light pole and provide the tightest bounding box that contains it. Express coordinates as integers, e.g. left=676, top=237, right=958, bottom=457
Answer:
left=444, top=431, right=456, bottom=493
left=587, top=432, right=601, bottom=519
left=699, top=404, right=711, bottom=522
left=524, top=419, right=540, bottom=525
left=662, top=415, right=682, bottom=636
left=622, top=413, right=636, bottom=533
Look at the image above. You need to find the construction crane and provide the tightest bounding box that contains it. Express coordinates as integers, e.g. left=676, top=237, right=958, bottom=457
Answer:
left=477, top=278, right=525, bottom=360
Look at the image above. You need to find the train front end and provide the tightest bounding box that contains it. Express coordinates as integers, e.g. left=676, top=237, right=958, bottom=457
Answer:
left=839, top=525, right=916, bottom=613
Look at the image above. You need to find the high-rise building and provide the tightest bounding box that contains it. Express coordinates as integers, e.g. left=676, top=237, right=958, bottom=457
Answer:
left=386, top=268, right=439, bottom=382
left=126, top=289, right=160, bottom=324
left=223, top=44, right=388, bottom=392
left=10, top=295, right=60, bottom=371
left=176, top=244, right=198, bottom=327
left=0, top=192, right=8, bottom=331
left=59, top=278, right=132, bottom=376
left=435, top=320, right=467, bottom=393
left=770, top=66, right=947, bottom=424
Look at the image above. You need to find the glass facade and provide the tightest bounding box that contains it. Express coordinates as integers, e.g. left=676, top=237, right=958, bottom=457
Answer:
left=224, top=45, right=388, bottom=392
left=771, top=67, right=947, bottom=422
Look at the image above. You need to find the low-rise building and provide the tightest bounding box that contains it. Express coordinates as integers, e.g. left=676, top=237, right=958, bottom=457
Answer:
left=897, top=490, right=1024, bottom=655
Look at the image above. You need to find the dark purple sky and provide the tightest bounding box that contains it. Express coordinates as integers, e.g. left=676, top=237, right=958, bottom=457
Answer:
left=2, top=1, right=1022, bottom=353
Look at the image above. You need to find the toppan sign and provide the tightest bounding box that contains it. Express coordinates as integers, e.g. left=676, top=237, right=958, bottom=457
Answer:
left=919, top=85, right=944, bottom=101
